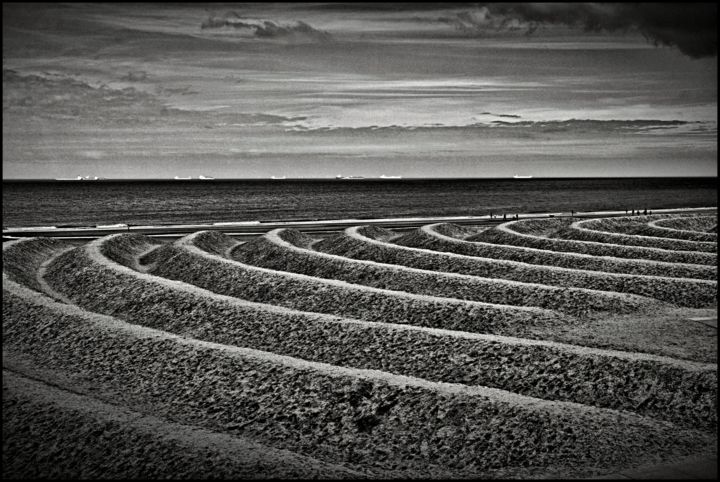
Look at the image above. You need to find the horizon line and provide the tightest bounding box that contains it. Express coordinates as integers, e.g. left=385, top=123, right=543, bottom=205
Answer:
left=2, top=175, right=717, bottom=182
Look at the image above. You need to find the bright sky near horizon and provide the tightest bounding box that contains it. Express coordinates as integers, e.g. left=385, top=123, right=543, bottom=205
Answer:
left=2, top=2, right=717, bottom=179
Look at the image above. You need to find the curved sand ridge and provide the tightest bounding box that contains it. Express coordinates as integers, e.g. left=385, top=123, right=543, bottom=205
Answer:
left=89, top=233, right=564, bottom=335
left=572, top=217, right=717, bottom=253
left=3, top=274, right=717, bottom=478
left=231, top=229, right=662, bottom=316
left=487, top=218, right=716, bottom=265
left=400, top=223, right=715, bottom=280
left=2, top=237, right=74, bottom=292
left=230, top=229, right=717, bottom=361
left=4, top=211, right=717, bottom=478
left=577, top=214, right=717, bottom=242
left=312, top=225, right=717, bottom=308
left=175, top=231, right=561, bottom=318
left=48, top=235, right=720, bottom=420
left=6, top=234, right=717, bottom=429
left=185, top=231, right=703, bottom=361
left=650, top=215, right=717, bottom=240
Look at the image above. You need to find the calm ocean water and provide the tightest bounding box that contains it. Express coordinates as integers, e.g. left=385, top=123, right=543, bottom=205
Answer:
left=2, top=178, right=717, bottom=228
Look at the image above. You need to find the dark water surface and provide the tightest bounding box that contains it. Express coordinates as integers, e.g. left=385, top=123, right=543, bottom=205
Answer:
left=3, top=178, right=717, bottom=228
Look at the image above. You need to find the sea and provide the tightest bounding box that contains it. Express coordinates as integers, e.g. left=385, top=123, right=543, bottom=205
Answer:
left=2, top=177, right=717, bottom=229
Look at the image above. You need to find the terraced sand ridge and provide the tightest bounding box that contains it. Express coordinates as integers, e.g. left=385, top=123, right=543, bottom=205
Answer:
left=311, top=226, right=717, bottom=308
left=570, top=217, right=717, bottom=253
left=651, top=215, right=717, bottom=240
left=20, top=234, right=715, bottom=415
left=394, top=223, right=715, bottom=280
left=2, top=237, right=74, bottom=293
left=230, top=229, right=664, bottom=317
left=3, top=273, right=717, bottom=479
left=115, top=231, right=718, bottom=428
left=4, top=211, right=717, bottom=479
left=579, top=215, right=717, bottom=242
left=89, top=233, right=566, bottom=336
left=229, top=228, right=717, bottom=362
left=471, top=217, right=716, bottom=265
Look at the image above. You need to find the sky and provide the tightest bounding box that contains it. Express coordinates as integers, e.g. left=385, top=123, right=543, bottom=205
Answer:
left=2, top=2, right=717, bottom=179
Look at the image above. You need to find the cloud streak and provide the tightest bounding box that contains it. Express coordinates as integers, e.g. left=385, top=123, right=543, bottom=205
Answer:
left=200, top=10, right=332, bottom=42
left=288, top=119, right=712, bottom=136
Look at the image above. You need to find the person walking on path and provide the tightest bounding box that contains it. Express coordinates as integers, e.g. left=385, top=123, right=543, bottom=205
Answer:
left=503, top=214, right=507, bottom=221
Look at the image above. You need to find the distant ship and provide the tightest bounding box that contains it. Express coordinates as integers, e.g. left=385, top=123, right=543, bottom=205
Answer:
left=379, top=175, right=402, bottom=179
left=270, top=176, right=287, bottom=180
left=198, top=175, right=215, bottom=180
left=174, top=176, right=192, bottom=180
left=512, top=175, right=533, bottom=179
left=55, top=175, right=100, bottom=181
left=336, top=174, right=366, bottom=180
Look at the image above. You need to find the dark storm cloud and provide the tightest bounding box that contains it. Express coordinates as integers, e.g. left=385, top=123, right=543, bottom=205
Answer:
left=201, top=10, right=332, bottom=41
left=300, top=2, right=715, bottom=58
left=480, top=3, right=717, bottom=58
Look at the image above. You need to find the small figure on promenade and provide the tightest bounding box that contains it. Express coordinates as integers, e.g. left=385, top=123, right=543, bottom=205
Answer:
left=571, top=210, right=574, bottom=217
left=515, top=214, right=518, bottom=220
left=503, top=214, right=507, bottom=221
left=643, top=208, right=647, bottom=215
left=649, top=210, right=652, bottom=215
left=632, top=209, right=635, bottom=215
left=625, top=209, right=628, bottom=214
